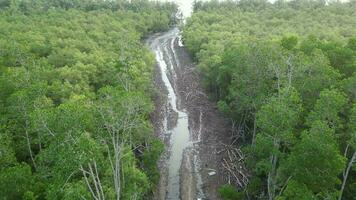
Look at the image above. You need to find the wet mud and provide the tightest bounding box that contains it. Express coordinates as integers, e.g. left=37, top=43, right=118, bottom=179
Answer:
left=147, top=28, right=231, bottom=200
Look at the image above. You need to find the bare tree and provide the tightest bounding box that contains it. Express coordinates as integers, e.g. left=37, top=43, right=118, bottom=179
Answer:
left=81, top=161, right=106, bottom=200
left=339, top=144, right=356, bottom=200
left=96, top=94, right=145, bottom=200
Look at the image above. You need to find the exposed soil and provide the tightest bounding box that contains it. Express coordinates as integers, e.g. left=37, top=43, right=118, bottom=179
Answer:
left=150, top=41, right=169, bottom=199
left=171, top=36, right=232, bottom=200
left=148, top=29, right=233, bottom=200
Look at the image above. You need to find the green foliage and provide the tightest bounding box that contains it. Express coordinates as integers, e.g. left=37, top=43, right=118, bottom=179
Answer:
left=281, top=36, right=298, bottom=50
left=246, top=134, right=274, bottom=176
left=307, top=89, right=348, bottom=130
left=245, top=176, right=264, bottom=198
left=218, top=184, right=244, bottom=200
left=277, top=180, right=316, bottom=200
left=120, top=150, right=150, bottom=199
left=246, top=88, right=302, bottom=180
left=142, top=139, right=165, bottom=187
left=347, top=37, right=356, bottom=51
left=184, top=0, right=355, bottom=198
left=0, top=130, right=17, bottom=168
left=0, top=0, right=176, bottom=199
left=281, top=121, right=345, bottom=196
left=219, top=42, right=275, bottom=118
left=0, top=163, right=37, bottom=200
left=340, top=73, right=356, bottom=101
left=62, top=181, right=91, bottom=200
left=350, top=105, right=356, bottom=147
left=256, top=88, right=302, bottom=145
left=0, top=0, right=10, bottom=9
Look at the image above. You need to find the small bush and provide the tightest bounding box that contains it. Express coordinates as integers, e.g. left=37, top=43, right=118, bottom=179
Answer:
left=218, top=184, right=244, bottom=200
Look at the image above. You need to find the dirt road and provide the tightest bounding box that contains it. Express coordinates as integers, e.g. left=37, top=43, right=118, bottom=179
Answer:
left=147, top=28, right=232, bottom=200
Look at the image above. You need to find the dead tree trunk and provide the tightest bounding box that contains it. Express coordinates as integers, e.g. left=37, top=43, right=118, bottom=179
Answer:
left=338, top=151, right=356, bottom=200
left=268, top=138, right=279, bottom=200
left=251, top=114, right=257, bottom=146
left=81, top=162, right=106, bottom=200
left=23, top=109, right=37, bottom=169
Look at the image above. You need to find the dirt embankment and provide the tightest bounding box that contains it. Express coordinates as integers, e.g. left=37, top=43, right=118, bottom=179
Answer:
left=170, top=38, right=232, bottom=200
left=150, top=48, right=169, bottom=199
left=149, top=30, right=240, bottom=200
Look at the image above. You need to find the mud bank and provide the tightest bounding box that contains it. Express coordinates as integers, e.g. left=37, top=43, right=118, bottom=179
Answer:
left=147, top=28, right=232, bottom=200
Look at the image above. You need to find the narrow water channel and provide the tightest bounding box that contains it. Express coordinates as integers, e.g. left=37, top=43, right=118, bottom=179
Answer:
left=157, top=29, right=191, bottom=199
left=148, top=28, right=193, bottom=199
left=146, top=1, right=206, bottom=199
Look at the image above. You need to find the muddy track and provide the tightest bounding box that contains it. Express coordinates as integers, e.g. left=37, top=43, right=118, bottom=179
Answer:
left=147, top=28, right=231, bottom=200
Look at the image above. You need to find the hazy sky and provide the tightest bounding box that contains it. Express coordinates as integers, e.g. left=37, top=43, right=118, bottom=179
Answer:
left=158, top=0, right=350, bottom=19
left=159, top=0, right=195, bottom=18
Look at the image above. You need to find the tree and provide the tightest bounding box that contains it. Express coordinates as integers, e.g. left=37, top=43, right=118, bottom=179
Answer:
left=96, top=86, right=153, bottom=200
left=347, top=37, right=356, bottom=51
left=338, top=104, right=356, bottom=200
left=247, top=88, right=302, bottom=200
left=183, top=1, right=356, bottom=199
left=0, top=163, right=37, bottom=200
left=307, top=89, right=348, bottom=131
left=322, top=42, right=356, bottom=76
left=340, top=73, right=356, bottom=101
left=277, top=180, right=317, bottom=200
left=0, top=2, right=176, bottom=199
left=218, top=184, right=244, bottom=200
left=277, top=180, right=316, bottom=200
left=281, top=121, right=345, bottom=197
left=62, top=180, right=91, bottom=200
left=0, top=0, right=10, bottom=9
left=219, top=41, right=277, bottom=139
left=292, top=50, right=342, bottom=110
left=281, top=35, right=298, bottom=51
left=6, top=83, right=48, bottom=168
left=0, top=129, right=17, bottom=169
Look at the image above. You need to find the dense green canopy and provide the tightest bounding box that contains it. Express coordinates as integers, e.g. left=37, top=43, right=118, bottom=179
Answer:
left=0, top=0, right=176, bottom=199
left=183, top=0, right=356, bottom=199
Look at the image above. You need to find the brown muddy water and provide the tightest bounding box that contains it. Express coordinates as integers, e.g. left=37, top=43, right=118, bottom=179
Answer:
left=147, top=28, right=205, bottom=200
left=146, top=1, right=233, bottom=199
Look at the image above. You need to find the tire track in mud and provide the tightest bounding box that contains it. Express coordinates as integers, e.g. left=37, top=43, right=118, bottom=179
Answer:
left=147, top=28, right=232, bottom=200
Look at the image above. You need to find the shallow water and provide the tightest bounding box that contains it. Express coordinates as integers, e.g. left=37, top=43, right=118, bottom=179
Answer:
left=147, top=1, right=200, bottom=199
left=152, top=29, right=191, bottom=199
left=148, top=21, right=209, bottom=198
